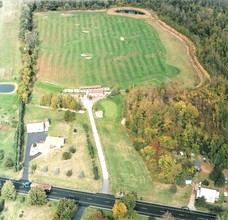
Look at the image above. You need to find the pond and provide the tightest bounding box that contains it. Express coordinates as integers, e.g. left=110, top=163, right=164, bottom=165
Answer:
left=115, top=10, right=145, bottom=15
left=0, top=83, right=16, bottom=93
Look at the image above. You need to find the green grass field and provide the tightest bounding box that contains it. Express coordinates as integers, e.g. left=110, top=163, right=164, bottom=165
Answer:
left=0, top=0, right=20, bottom=79
left=35, top=11, right=181, bottom=88
left=94, top=96, right=192, bottom=206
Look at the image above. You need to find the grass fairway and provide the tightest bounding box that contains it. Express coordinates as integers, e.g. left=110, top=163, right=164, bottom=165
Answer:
left=35, top=11, right=180, bottom=88
left=0, top=0, right=20, bottom=78
left=94, top=96, right=191, bottom=206
left=25, top=106, right=102, bottom=192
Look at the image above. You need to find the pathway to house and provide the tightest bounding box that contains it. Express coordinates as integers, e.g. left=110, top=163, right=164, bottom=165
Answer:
left=187, top=182, right=197, bottom=211
left=82, top=97, right=111, bottom=194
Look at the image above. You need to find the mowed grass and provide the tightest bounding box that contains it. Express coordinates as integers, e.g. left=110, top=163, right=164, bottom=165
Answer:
left=35, top=11, right=179, bottom=88
left=94, top=96, right=192, bottom=206
left=25, top=106, right=102, bottom=192
left=0, top=0, right=20, bottom=78
left=0, top=92, right=19, bottom=178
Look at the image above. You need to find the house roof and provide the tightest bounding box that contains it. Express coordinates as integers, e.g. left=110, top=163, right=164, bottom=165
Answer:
left=194, top=160, right=201, bottom=168
left=27, top=122, right=45, bottom=133
left=89, top=88, right=104, bottom=94
left=80, top=85, right=101, bottom=90
left=197, top=187, right=219, bottom=203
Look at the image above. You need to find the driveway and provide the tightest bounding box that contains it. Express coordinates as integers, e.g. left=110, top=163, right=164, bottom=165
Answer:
left=21, top=132, right=47, bottom=180
left=82, top=98, right=111, bottom=194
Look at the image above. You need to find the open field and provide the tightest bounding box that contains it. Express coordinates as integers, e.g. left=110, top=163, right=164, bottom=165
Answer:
left=0, top=0, right=21, bottom=79
left=81, top=206, right=148, bottom=220
left=0, top=91, right=19, bottom=178
left=0, top=194, right=57, bottom=220
left=25, top=106, right=102, bottom=192
left=35, top=11, right=182, bottom=88
left=94, top=96, right=192, bottom=206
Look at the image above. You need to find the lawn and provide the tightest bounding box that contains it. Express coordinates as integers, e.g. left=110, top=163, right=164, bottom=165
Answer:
left=0, top=92, right=19, bottom=178
left=24, top=106, right=102, bottom=192
left=0, top=0, right=20, bottom=79
left=35, top=11, right=181, bottom=88
left=81, top=206, right=148, bottom=220
left=94, top=95, right=192, bottom=206
left=0, top=194, right=57, bottom=220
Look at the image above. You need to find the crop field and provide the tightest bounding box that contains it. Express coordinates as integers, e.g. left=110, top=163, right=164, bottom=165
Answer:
left=35, top=11, right=181, bottom=88
left=0, top=0, right=21, bottom=79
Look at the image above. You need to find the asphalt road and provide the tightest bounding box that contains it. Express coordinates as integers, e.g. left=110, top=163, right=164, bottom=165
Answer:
left=21, top=132, right=47, bottom=180
left=0, top=177, right=217, bottom=220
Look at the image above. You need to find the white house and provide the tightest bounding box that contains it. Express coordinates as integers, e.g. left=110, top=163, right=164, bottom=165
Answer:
left=196, top=187, right=220, bottom=203
left=27, top=119, right=50, bottom=133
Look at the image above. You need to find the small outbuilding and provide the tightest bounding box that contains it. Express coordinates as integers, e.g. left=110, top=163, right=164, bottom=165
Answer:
left=185, top=176, right=193, bottom=185
left=194, top=160, right=201, bottom=171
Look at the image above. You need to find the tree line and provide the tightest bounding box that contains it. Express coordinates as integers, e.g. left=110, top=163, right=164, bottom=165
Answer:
left=40, top=93, right=82, bottom=111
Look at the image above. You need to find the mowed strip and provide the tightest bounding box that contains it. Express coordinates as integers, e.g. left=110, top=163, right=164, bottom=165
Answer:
left=35, top=12, right=179, bottom=88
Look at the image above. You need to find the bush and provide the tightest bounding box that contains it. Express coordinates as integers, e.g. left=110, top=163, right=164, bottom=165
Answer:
left=18, top=196, right=25, bottom=203
left=69, top=146, right=76, bottom=154
left=42, top=166, right=48, bottom=173
left=66, top=169, right=73, bottom=177
left=54, top=167, right=60, bottom=175
left=64, top=111, right=75, bottom=122
left=93, top=165, right=99, bottom=180
left=195, top=196, right=207, bottom=208
left=78, top=171, right=85, bottom=179
left=31, top=164, right=37, bottom=173
left=0, top=150, right=4, bottom=160
left=169, top=184, right=177, bottom=194
left=4, top=157, right=14, bottom=168
left=202, top=179, right=209, bottom=186
left=62, top=152, right=72, bottom=160
left=87, top=138, right=94, bottom=159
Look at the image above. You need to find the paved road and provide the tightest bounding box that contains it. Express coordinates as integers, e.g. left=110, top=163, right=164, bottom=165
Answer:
left=82, top=98, right=111, bottom=194
left=0, top=178, right=217, bottom=220
left=22, top=132, right=47, bottom=180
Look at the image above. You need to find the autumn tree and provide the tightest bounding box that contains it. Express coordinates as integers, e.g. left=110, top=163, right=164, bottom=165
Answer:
left=112, top=200, right=128, bottom=220
left=1, top=180, right=16, bottom=201
left=28, top=187, right=47, bottom=205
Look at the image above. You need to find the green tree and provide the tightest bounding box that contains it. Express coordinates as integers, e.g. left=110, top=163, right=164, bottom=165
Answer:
left=1, top=180, right=16, bottom=201
left=120, top=191, right=137, bottom=219
left=54, top=198, right=78, bottom=220
left=217, top=211, right=228, bottom=220
left=64, top=111, right=75, bottom=122
left=28, top=187, right=47, bottom=205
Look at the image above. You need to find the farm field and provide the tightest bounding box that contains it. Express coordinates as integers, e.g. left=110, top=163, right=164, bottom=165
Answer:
left=25, top=106, right=102, bottom=192
left=94, top=96, right=191, bottom=206
left=35, top=11, right=182, bottom=88
left=0, top=0, right=21, bottom=79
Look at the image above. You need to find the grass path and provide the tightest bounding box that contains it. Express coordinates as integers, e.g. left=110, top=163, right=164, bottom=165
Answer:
left=94, top=96, right=192, bottom=206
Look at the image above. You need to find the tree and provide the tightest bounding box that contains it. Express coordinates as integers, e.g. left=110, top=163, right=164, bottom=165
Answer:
left=120, top=191, right=137, bottom=219
left=112, top=200, right=128, bottom=220
left=217, top=211, right=228, bottom=220
left=28, top=187, right=47, bottom=205
left=54, top=198, right=78, bottom=220
left=195, top=196, right=207, bottom=208
left=64, top=111, right=75, bottom=122
left=1, top=180, right=16, bottom=201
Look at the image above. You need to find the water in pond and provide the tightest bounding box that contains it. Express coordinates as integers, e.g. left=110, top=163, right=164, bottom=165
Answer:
left=116, top=10, right=145, bottom=15
left=0, top=84, right=15, bottom=93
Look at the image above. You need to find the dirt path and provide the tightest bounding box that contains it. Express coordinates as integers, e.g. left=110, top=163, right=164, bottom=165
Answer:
left=107, top=7, right=211, bottom=88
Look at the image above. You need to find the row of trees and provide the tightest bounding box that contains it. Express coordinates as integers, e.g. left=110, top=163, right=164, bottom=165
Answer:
left=40, top=93, right=82, bottom=111
left=14, top=2, right=39, bottom=171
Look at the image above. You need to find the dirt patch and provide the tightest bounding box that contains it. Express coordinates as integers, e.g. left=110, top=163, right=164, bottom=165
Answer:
left=60, top=13, right=72, bottom=17
left=198, top=155, right=212, bottom=174
left=107, top=7, right=211, bottom=88
left=81, top=53, right=93, bottom=60
left=114, top=56, right=128, bottom=61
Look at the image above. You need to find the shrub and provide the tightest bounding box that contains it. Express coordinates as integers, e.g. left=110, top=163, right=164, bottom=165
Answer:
left=4, top=157, right=14, bottom=168
left=18, top=196, right=25, bottom=203
left=87, top=138, right=94, bottom=159
left=78, top=171, right=85, bottom=179
left=31, top=164, right=37, bottom=173
left=169, top=184, right=177, bottom=194
left=62, top=152, right=72, bottom=160
left=93, top=165, right=99, bottom=180
left=69, top=146, right=76, bottom=154
left=202, top=179, right=209, bottom=186
left=42, top=166, right=48, bottom=173
left=0, top=150, right=4, bottom=160
left=66, top=169, right=73, bottom=177
left=64, top=111, right=75, bottom=122
left=195, top=196, right=207, bottom=208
